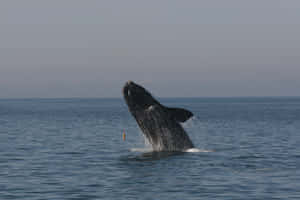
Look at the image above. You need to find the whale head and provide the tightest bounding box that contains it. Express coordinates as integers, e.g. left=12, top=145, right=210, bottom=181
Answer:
left=123, top=81, right=159, bottom=111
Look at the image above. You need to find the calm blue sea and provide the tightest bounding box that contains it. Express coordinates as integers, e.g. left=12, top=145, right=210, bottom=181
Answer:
left=1, top=97, right=300, bottom=200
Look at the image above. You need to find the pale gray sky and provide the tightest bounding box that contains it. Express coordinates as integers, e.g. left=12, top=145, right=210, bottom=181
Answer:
left=0, top=0, right=300, bottom=98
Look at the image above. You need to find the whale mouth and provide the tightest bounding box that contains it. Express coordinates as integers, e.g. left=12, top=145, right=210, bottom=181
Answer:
left=123, top=81, right=135, bottom=99
left=122, top=81, right=135, bottom=107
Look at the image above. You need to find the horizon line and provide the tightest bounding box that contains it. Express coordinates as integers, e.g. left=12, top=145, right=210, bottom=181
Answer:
left=1, top=95, right=300, bottom=100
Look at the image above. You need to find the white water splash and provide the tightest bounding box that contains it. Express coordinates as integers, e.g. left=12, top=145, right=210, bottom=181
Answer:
left=184, top=148, right=214, bottom=153
left=130, top=148, right=213, bottom=153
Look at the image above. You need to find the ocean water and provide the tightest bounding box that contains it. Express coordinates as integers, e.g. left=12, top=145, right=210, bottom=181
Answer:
left=0, top=97, right=300, bottom=200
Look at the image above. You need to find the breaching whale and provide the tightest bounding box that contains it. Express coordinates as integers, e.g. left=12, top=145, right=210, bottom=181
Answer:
left=123, top=81, right=194, bottom=151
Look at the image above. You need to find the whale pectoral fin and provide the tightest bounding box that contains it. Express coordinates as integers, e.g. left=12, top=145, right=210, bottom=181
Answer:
left=167, top=107, right=193, bottom=122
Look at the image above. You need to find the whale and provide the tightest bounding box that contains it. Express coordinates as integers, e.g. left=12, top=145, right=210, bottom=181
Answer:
left=123, top=81, right=194, bottom=151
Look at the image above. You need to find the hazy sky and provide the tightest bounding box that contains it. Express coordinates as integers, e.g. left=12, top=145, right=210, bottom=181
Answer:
left=1, top=0, right=300, bottom=98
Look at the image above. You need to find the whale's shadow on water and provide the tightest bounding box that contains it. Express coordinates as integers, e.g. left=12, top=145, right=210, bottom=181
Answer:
left=120, top=151, right=185, bottom=162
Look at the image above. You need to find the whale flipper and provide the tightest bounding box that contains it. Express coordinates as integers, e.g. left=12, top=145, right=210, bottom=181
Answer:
left=166, top=107, right=193, bottom=123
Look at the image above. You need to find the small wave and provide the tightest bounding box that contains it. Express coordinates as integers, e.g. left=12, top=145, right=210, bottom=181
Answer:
left=130, top=148, right=153, bottom=153
left=184, top=148, right=214, bottom=153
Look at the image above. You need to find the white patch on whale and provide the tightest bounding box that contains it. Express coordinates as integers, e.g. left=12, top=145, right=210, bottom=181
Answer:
left=147, top=105, right=155, bottom=111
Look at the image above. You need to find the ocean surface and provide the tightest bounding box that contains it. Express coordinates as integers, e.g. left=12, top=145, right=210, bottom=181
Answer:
left=1, top=97, right=300, bottom=200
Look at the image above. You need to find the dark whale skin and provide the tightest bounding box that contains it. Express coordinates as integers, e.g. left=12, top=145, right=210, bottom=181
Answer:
left=123, top=81, right=194, bottom=151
